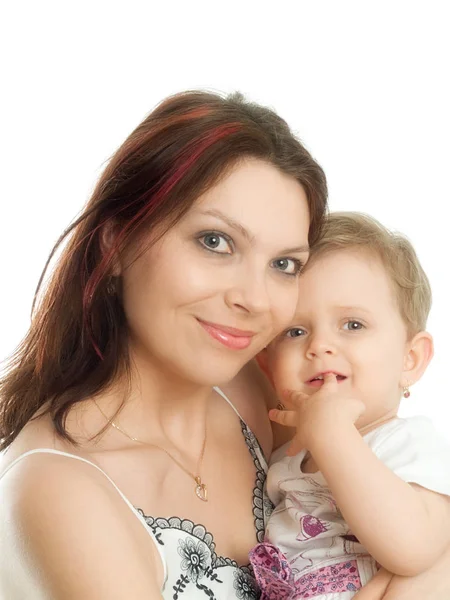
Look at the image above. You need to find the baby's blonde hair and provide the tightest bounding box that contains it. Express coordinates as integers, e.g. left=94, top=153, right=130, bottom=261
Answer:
left=307, top=212, right=432, bottom=337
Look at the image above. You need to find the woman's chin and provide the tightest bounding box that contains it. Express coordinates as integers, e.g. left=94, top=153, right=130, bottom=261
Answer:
left=183, top=355, right=252, bottom=388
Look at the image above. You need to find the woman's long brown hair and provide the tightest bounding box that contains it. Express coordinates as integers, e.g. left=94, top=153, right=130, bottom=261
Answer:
left=0, top=91, right=328, bottom=450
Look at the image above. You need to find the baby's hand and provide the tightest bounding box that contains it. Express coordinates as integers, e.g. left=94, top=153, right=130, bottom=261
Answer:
left=269, top=373, right=365, bottom=456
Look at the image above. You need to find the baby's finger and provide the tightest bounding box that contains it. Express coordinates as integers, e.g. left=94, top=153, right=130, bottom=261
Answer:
left=282, top=389, right=309, bottom=406
left=321, top=372, right=338, bottom=390
left=268, top=408, right=298, bottom=428
left=286, top=438, right=305, bottom=457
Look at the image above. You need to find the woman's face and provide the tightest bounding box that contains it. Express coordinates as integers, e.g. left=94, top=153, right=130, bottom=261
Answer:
left=120, top=159, right=310, bottom=386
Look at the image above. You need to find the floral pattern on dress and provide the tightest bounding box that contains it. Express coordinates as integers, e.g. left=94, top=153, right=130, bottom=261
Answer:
left=249, top=543, right=295, bottom=599
left=234, top=569, right=260, bottom=600
left=177, top=538, right=210, bottom=583
left=140, top=513, right=261, bottom=598
left=249, top=542, right=363, bottom=599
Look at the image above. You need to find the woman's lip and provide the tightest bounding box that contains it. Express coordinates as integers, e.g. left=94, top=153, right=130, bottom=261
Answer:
left=197, top=319, right=256, bottom=337
left=197, top=319, right=255, bottom=350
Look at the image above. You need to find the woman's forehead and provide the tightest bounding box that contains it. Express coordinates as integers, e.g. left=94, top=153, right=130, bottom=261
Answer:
left=188, top=159, right=310, bottom=247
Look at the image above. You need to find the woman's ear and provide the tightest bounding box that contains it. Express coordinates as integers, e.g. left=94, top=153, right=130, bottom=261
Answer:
left=100, top=220, right=122, bottom=276
left=401, top=331, right=434, bottom=388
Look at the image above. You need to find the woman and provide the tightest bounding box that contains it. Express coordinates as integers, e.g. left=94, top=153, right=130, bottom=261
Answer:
left=0, top=91, right=448, bottom=599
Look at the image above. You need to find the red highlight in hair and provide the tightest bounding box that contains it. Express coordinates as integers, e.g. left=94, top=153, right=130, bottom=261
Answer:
left=82, top=121, right=242, bottom=359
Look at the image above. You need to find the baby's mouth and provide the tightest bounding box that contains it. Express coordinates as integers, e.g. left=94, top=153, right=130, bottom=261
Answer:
left=307, top=372, right=348, bottom=386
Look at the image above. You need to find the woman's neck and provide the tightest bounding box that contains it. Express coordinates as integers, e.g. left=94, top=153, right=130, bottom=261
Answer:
left=68, top=349, right=216, bottom=455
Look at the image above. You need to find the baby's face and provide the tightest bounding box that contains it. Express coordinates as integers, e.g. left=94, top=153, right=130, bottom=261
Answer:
left=267, top=249, right=410, bottom=429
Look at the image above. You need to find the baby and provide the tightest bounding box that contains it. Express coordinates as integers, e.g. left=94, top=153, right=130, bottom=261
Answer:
left=251, top=212, right=450, bottom=599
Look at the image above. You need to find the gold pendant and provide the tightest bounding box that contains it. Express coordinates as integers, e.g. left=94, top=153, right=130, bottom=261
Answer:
left=195, top=476, right=208, bottom=502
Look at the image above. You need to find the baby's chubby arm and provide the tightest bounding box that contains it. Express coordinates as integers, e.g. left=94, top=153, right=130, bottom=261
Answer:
left=353, top=569, right=393, bottom=599
left=269, top=374, right=450, bottom=577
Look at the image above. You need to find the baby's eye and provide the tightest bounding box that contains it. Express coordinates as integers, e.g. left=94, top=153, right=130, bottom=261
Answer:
left=343, top=320, right=364, bottom=331
left=198, top=232, right=233, bottom=254
left=285, top=327, right=307, bottom=338
left=271, top=258, right=303, bottom=276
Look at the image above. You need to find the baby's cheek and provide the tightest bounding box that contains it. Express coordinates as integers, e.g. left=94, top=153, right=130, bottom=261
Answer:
left=270, top=347, right=302, bottom=391
left=255, top=351, right=274, bottom=385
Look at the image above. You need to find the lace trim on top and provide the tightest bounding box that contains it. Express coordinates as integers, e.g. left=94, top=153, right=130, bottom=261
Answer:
left=138, top=514, right=256, bottom=571
left=239, top=420, right=272, bottom=542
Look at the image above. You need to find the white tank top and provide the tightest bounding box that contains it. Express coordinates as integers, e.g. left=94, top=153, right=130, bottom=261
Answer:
left=0, top=387, right=273, bottom=599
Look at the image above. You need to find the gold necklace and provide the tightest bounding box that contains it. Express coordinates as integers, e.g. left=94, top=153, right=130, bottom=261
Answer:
left=93, top=399, right=208, bottom=502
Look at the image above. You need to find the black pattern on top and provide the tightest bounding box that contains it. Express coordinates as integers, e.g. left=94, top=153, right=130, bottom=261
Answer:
left=135, top=416, right=271, bottom=598
left=239, top=420, right=273, bottom=543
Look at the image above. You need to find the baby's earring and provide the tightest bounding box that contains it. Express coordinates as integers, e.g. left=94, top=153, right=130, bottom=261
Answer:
left=402, top=381, right=412, bottom=398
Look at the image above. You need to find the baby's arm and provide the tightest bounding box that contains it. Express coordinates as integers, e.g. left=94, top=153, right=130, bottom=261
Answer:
left=270, top=375, right=450, bottom=577
left=353, top=569, right=393, bottom=599
left=312, top=424, right=450, bottom=576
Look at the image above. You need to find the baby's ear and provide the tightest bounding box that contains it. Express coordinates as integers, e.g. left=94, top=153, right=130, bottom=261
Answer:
left=255, top=348, right=274, bottom=386
left=402, top=331, right=434, bottom=387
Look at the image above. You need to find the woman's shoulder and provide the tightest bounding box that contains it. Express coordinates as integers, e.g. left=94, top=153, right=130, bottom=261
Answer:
left=0, top=401, right=108, bottom=471
left=0, top=444, right=164, bottom=598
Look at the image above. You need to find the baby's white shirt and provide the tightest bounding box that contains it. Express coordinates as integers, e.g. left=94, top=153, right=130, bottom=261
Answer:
left=265, top=416, right=450, bottom=577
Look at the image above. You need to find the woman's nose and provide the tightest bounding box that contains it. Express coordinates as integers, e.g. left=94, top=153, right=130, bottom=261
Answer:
left=224, top=268, right=271, bottom=315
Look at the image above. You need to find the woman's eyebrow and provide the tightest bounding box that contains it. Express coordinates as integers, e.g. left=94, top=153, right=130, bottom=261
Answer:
left=283, top=245, right=310, bottom=255
left=198, top=209, right=254, bottom=242
left=197, top=209, right=309, bottom=254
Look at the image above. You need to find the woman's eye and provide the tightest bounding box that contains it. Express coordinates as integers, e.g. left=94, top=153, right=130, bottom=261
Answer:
left=198, top=232, right=233, bottom=254
left=271, top=257, right=303, bottom=276
left=343, top=320, right=364, bottom=331
left=285, top=327, right=306, bottom=338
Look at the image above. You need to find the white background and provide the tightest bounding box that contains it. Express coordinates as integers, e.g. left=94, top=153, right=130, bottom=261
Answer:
left=1, top=2, right=449, bottom=436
